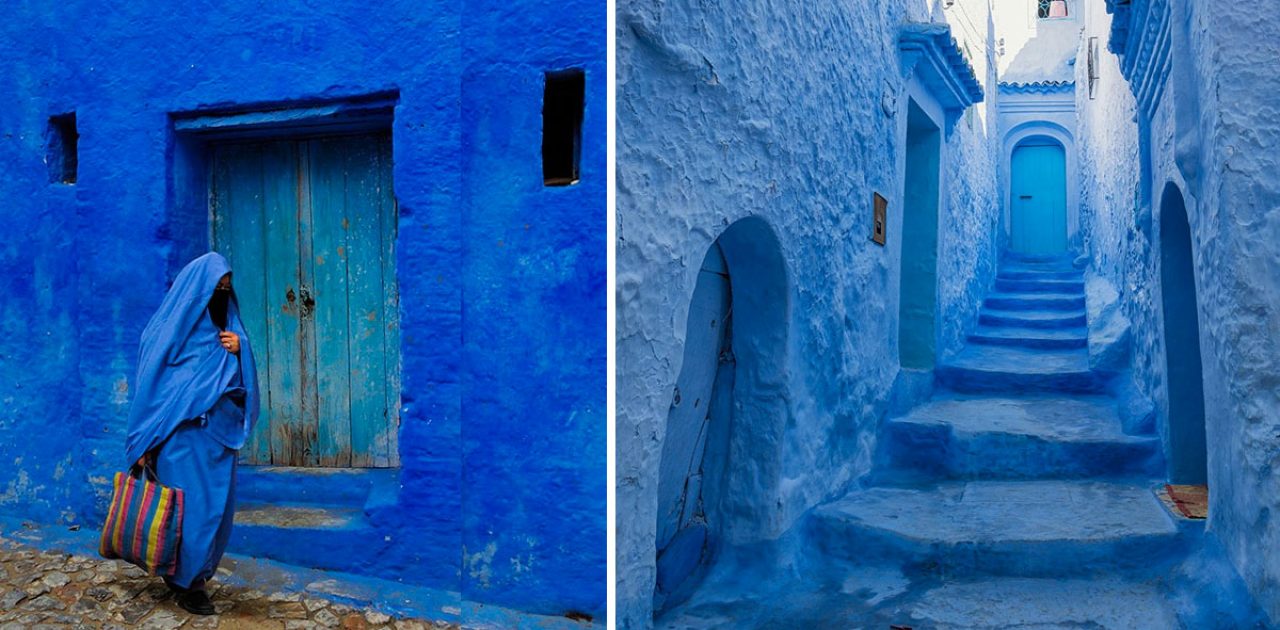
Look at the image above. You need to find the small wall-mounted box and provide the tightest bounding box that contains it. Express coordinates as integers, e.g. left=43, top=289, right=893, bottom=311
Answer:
left=872, top=192, right=888, bottom=246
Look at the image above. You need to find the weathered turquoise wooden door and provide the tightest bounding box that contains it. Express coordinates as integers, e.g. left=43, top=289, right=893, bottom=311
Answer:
left=211, top=133, right=400, bottom=468
left=1010, top=142, right=1068, bottom=255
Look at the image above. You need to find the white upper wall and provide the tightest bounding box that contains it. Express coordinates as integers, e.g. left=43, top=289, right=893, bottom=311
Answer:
left=941, top=0, right=997, bottom=131
left=993, top=0, right=1082, bottom=83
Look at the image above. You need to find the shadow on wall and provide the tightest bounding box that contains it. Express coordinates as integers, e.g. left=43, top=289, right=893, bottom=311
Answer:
left=1158, top=182, right=1208, bottom=485
left=653, top=216, right=790, bottom=617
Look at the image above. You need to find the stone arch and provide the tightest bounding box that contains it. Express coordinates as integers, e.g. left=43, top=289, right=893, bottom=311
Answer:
left=1002, top=120, right=1080, bottom=250
left=653, top=215, right=790, bottom=615
left=1157, top=181, right=1208, bottom=485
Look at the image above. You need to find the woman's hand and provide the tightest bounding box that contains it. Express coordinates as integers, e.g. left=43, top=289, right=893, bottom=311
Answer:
left=219, top=331, right=240, bottom=355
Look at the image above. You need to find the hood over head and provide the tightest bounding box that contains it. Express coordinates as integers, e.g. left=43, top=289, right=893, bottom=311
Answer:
left=125, top=252, right=260, bottom=465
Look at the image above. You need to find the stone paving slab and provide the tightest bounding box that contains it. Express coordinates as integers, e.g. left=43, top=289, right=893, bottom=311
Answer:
left=0, top=532, right=454, bottom=630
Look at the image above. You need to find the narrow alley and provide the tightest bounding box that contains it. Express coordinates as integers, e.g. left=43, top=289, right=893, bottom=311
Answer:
left=617, top=0, right=1280, bottom=627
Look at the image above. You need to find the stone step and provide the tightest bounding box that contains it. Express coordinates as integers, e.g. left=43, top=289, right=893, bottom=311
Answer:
left=984, top=292, right=1086, bottom=311
left=994, top=277, right=1085, bottom=294
left=236, top=466, right=395, bottom=508
left=968, top=325, right=1087, bottom=350
left=979, top=308, right=1086, bottom=329
left=881, top=396, right=1162, bottom=479
left=810, top=480, right=1180, bottom=577
left=936, top=345, right=1108, bottom=394
left=1002, top=251, right=1080, bottom=266
left=231, top=503, right=390, bottom=573
left=997, top=269, right=1084, bottom=281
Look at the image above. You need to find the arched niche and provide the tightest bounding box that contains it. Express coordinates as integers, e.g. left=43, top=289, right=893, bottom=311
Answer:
left=1158, top=182, right=1208, bottom=485
left=653, top=215, right=789, bottom=616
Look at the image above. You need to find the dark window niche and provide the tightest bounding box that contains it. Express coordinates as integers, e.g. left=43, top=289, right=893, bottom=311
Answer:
left=47, top=113, right=78, bottom=184
left=542, top=69, right=585, bottom=186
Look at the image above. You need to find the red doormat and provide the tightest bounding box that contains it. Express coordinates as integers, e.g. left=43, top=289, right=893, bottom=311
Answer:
left=1163, top=484, right=1208, bottom=519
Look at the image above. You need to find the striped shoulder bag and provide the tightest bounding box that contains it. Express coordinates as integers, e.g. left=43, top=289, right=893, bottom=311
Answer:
left=98, top=462, right=184, bottom=576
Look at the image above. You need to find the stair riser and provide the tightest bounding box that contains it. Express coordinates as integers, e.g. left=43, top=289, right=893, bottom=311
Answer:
left=995, top=279, right=1085, bottom=294
left=1002, top=252, right=1079, bottom=265
left=882, top=421, right=1164, bottom=480
left=231, top=523, right=386, bottom=573
left=998, top=270, right=1083, bottom=281
left=980, top=312, right=1087, bottom=329
left=936, top=366, right=1110, bottom=394
left=968, top=333, right=1087, bottom=350
left=809, top=518, right=1183, bottom=578
left=985, top=295, right=1086, bottom=311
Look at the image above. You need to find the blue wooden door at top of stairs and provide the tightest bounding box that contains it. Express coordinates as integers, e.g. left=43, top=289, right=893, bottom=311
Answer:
left=1011, top=142, right=1068, bottom=255
left=211, top=133, right=400, bottom=468
left=655, top=242, right=734, bottom=612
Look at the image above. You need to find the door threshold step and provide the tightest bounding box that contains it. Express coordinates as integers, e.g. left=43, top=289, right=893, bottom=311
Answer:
left=231, top=503, right=388, bottom=573
left=234, top=503, right=366, bottom=530
left=235, top=466, right=395, bottom=508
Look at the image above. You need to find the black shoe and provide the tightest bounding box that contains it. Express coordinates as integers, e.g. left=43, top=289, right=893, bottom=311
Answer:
left=175, top=589, right=216, bottom=615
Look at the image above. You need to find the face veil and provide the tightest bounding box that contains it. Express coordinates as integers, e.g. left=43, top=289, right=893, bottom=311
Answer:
left=208, top=286, right=231, bottom=331
left=124, top=252, right=260, bottom=466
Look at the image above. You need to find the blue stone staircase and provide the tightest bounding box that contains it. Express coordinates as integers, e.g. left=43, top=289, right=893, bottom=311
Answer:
left=656, top=253, right=1269, bottom=628
left=796, top=252, right=1210, bottom=626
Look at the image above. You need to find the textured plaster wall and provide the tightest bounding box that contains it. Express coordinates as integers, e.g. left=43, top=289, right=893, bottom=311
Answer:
left=616, top=0, right=1001, bottom=625
left=1078, top=1, right=1280, bottom=621
left=1074, top=0, right=1138, bottom=290
left=0, top=0, right=604, bottom=618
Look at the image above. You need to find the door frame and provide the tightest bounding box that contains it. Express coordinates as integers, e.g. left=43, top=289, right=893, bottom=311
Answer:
left=168, top=95, right=403, bottom=468
left=1001, top=120, right=1079, bottom=252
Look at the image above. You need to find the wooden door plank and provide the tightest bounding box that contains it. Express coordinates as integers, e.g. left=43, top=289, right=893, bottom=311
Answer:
left=214, top=144, right=275, bottom=464
left=307, top=137, right=354, bottom=467
left=261, top=140, right=305, bottom=466
left=295, top=141, right=322, bottom=467
left=344, top=137, right=391, bottom=468
left=376, top=136, right=401, bottom=468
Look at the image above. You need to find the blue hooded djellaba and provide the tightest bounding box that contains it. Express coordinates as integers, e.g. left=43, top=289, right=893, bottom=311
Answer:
left=125, top=252, right=260, bottom=590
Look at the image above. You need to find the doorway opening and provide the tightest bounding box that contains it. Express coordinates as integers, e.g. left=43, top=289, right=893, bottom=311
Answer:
left=654, top=216, right=788, bottom=617
left=1159, top=183, right=1207, bottom=485
left=1010, top=136, right=1068, bottom=255
left=899, top=99, right=942, bottom=370
left=208, top=131, right=400, bottom=468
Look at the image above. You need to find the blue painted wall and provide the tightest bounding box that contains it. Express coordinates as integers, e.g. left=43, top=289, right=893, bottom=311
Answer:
left=0, top=0, right=603, bottom=620
left=1081, top=0, right=1280, bottom=622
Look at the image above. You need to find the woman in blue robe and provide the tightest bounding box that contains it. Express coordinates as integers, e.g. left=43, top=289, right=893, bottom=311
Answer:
left=125, top=252, right=260, bottom=615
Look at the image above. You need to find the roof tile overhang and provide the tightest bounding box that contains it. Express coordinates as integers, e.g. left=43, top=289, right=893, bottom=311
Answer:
left=899, top=23, right=985, bottom=133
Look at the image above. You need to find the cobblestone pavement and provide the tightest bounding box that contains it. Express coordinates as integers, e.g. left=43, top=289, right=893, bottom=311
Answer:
left=0, top=533, right=458, bottom=629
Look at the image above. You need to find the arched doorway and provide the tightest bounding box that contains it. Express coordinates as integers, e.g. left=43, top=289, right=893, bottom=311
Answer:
left=1159, top=183, right=1208, bottom=484
left=654, top=216, right=788, bottom=616
left=899, top=99, right=942, bottom=370
left=1010, top=136, right=1068, bottom=255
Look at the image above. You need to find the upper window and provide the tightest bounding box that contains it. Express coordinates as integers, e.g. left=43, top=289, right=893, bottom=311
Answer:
left=1037, top=0, right=1068, bottom=18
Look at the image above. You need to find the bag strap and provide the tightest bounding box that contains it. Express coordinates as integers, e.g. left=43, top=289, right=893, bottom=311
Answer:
left=128, top=456, right=159, bottom=483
